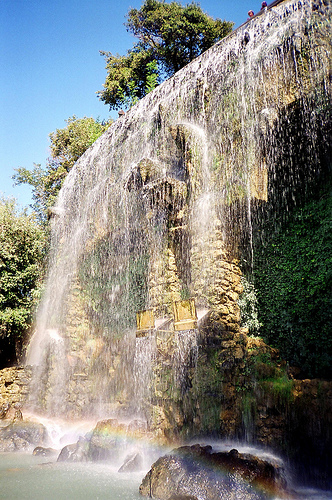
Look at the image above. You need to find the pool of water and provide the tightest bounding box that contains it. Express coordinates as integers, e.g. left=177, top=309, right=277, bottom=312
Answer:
left=1, top=451, right=331, bottom=500
left=0, top=453, right=143, bottom=500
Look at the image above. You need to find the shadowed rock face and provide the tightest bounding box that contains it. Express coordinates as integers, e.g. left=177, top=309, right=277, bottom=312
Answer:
left=139, top=444, right=290, bottom=500
left=118, top=452, right=144, bottom=473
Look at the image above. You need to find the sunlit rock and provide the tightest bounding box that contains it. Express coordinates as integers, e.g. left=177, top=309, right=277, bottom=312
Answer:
left=139, top=444, right=290, bottom=499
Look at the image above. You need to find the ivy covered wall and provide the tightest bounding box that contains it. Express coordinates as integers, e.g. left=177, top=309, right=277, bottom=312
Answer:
left=254, top=183, right=332, bottom=379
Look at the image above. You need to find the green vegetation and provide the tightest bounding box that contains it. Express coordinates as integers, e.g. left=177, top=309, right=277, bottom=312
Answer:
left=79, top=236, right=149, bottom=335
left=100, top=52, right=160, bottom=110
left=255, top=189, right=332, bottom=378
left=98, top=0, right=233, bottom=109
left=260, top=374, right=295, bottom=405
left=238, top=351, right=295, bottom=436
left=0, top=199, right=46, bottom=367
left=238, top=276, right=261, bottom=335
left=13, top=116, right=111, bottom=224
left=250, top=352, right=295, bottom=404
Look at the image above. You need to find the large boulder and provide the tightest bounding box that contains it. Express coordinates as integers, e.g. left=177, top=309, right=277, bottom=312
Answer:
left=33, top=446, right=57, bottom=457
left=86, top=418, right=124, bottom=461
left=139, top=444, right=290, bottom=499
left=57, top=437, right=89, bottom=462
left=56, top=418, right=124, bottom=463
left=0, top=420, right=48, bottom=452
left=57, top=418, right=151, bottom=463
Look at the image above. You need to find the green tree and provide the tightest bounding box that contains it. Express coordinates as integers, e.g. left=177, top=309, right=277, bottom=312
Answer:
left=13, top=116, right=111, bottom=223
left=98, top=0, right=233, bottom=109
left=0, top=199, right=46, bottom=367
left=100, top=50, right=159, bottom=109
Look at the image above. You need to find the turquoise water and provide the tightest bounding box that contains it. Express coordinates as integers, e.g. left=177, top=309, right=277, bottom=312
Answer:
left=0, top=453, right=142, bottom=500
left=1, top=452, right=331, bottom=500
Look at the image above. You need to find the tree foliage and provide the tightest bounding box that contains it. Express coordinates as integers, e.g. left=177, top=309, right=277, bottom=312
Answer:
left=13, top=116, right=111, bottom=223
left=255, top=190, right=332, bottom=379
left=0, top=199, right=46, bottom=367
left=98, top=0, right=233, bottom=109
left=99, top=50, right=159, bottom=109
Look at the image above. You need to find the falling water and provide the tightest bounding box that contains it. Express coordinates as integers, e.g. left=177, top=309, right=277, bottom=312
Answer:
left=133, top=336, right=155, bottom=417
left=173, top=330, right=198, bottom=398
left=24, top=0, right=330, bottom=445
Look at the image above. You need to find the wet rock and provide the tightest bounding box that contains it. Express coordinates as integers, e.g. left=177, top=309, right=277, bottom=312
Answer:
left=139, top=444, right=289, bottom=499
left=33, top=446, right=57, bottom=457
left=57, top=418, right=153, bottom=464
left=0, top=367, right=31, bottom=409
left=57, top=443, right=78, bottom=462
left=0, top=420, right=48, bottom=452
left=57, top=437, right=89, bottom=462
left=126, top=419, right=148, bottom=436
left=168, top=496, right=198, bottom=500
left=87, top=418, right=124, bottom=461
left=118, top=452, right=144, bottom=472
left=0, top=403, right=23, bottom=422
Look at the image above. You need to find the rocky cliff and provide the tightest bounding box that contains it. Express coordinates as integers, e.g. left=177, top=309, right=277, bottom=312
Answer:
left=20, top=0, right=332, bottom=487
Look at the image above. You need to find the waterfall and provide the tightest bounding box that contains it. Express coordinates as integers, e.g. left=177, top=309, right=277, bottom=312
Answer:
left=25, top=0, right=331, bottom=426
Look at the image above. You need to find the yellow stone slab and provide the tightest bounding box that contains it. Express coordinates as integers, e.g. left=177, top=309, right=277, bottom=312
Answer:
left=136, top=309, right=155, bottom=337
left=173, top=299, right=197, bottom=331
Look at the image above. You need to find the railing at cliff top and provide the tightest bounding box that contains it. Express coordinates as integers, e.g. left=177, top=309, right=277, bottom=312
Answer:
left=237, top=0, right=310, bottom=29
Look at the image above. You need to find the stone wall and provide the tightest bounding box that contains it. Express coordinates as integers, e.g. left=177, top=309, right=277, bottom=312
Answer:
left=0, top=367, right=31, bottom=410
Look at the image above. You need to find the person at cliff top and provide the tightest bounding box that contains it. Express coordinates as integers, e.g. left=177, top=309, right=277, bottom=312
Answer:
left=261, top=1, right=268, bottom=8
left=247, top=10, right=254, bottom=19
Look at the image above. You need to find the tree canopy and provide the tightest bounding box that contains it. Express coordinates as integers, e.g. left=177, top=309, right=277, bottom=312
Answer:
left=98, top=0, right=233, bottom=109
left=0, top=199, right=46, bottom=367
left=13, top=116, right=111, bottom=224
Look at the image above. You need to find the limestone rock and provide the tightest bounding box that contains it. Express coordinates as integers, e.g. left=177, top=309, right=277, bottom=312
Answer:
left=0, top=403, right=23, bottom=422
left=168, top=496, right=198, bottom=500
left=0, top=367, right=31, bottom=409
left=57, top=437, right=89, bottom=462
left=0, top=420, right=48, bottom=452
left=139, top=444, right=289, bottom=499
left=33, top=446, right=57, bottom=457
left=87, top=418, right=125, bottom=461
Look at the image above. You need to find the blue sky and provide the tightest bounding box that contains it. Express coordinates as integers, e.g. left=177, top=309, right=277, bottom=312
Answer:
left=0, top=0, right=257, bottom=210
